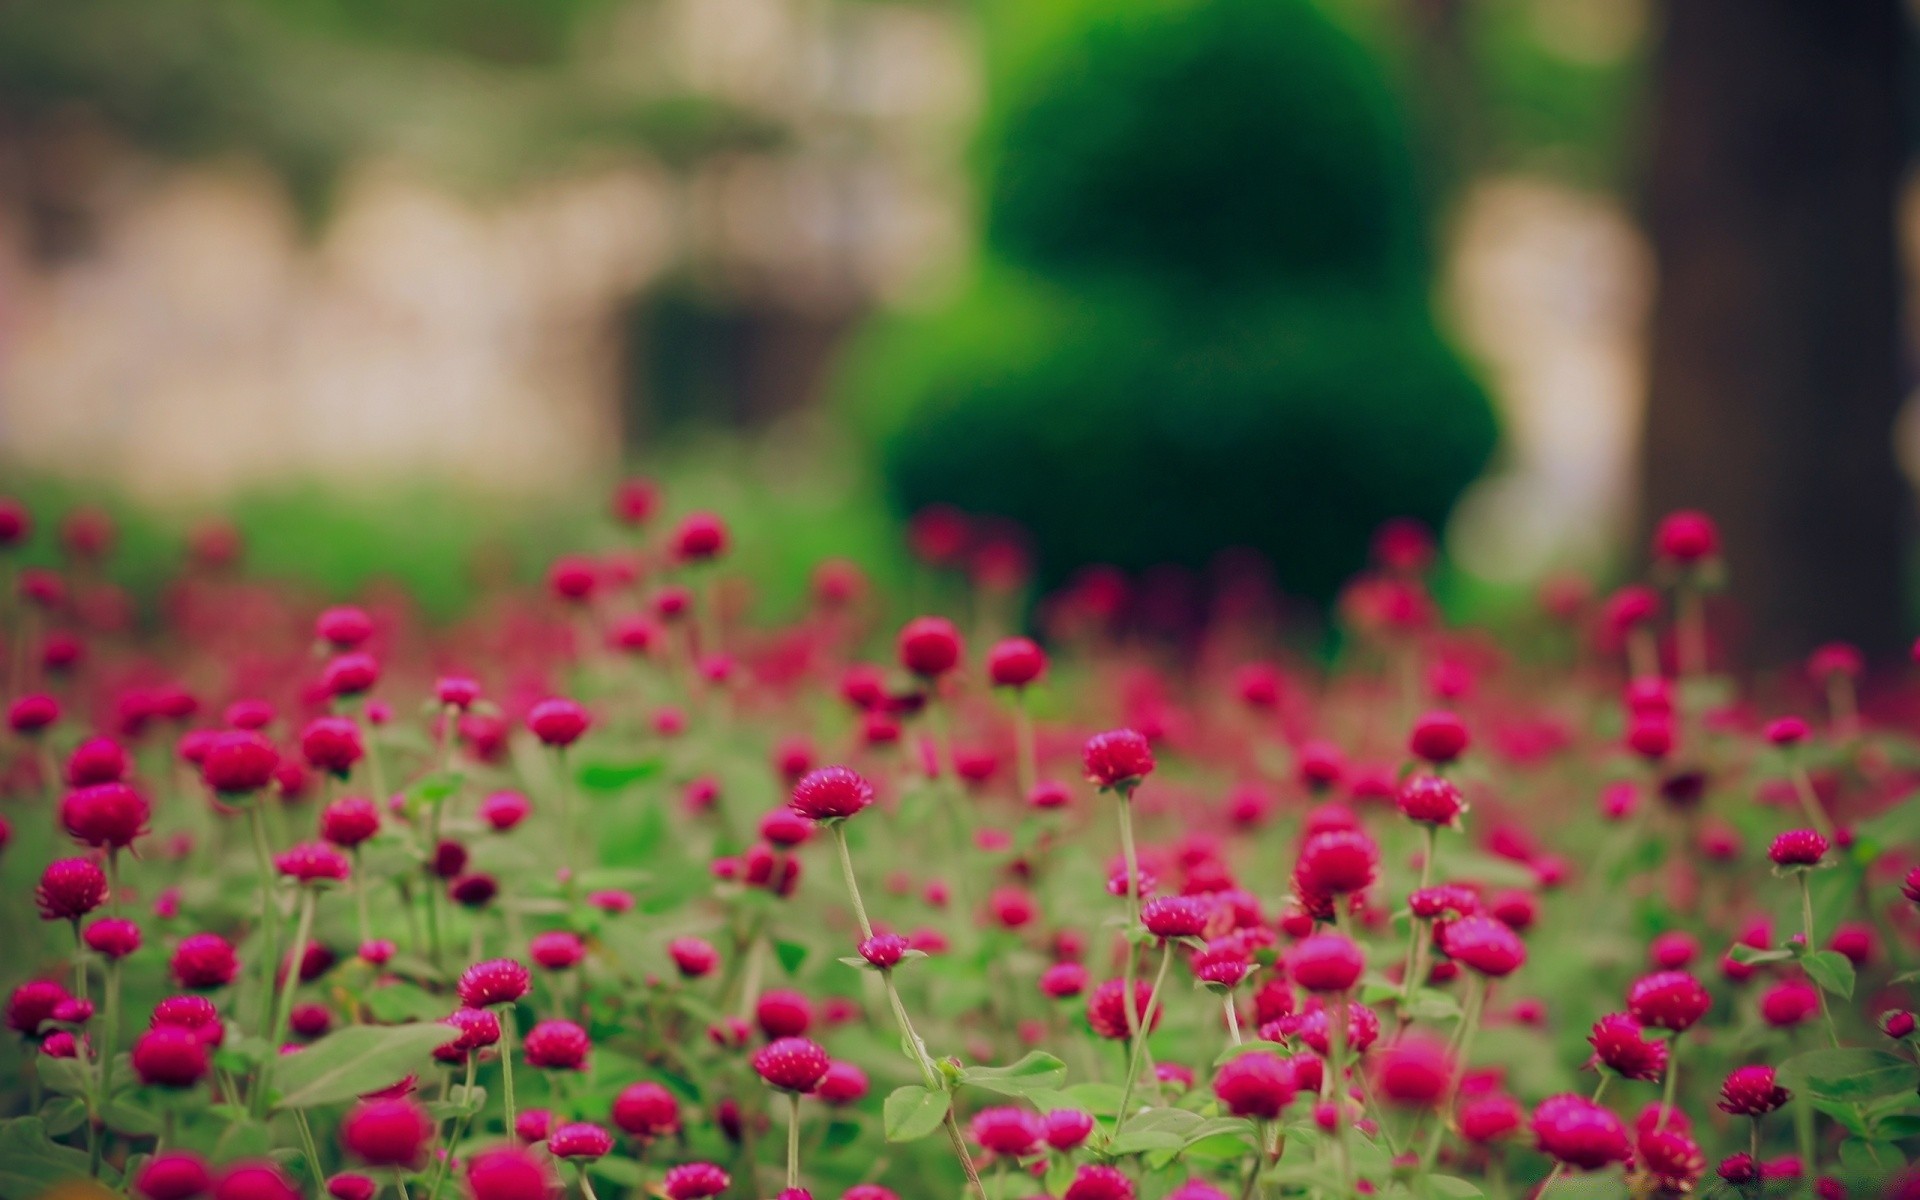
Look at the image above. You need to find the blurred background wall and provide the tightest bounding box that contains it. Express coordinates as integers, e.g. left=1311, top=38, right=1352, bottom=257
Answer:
left=0, top=0, right=1913, bottom=660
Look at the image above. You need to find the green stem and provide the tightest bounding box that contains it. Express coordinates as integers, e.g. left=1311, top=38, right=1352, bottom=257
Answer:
left=498, top=1004, right=519, bottom=1135
left=1112, top=943, right=1173, bottom=1138
left=1328, top=987, right=1352, bottom=1196
left=1658, top=1031, right=1682, bottom=1130
left=1789, top=764, right=1835, bottom=841
left=256, top=887, right=317, bottom=1116
left=427, top=1056, right=478, bottom=1200
left=1421, top=974, right=1486, bottom=1172
left=247, top=802, right=282, bottom=1036
left=786, top=1091, right=802, bottom=1189
left=294, top=1108, right=325, bottom=1188
left=832, top=825, right=875, bottom=941
left=1115, top=789, right=1144, bottom=1046
left=1011, top=690, right=1037, bottom=802
left=98, top=958, right=121, bottom=1114
left=1798, top=873, right=1843, bottom=1049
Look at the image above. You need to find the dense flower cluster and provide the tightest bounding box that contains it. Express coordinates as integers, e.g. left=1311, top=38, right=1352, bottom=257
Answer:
left=0, top=490, right=1912, bottom=1200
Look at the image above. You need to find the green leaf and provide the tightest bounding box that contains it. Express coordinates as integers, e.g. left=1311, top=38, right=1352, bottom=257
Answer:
left=214, top=1119, right=273, bottom=1162
left=35, top=1056, right=91, bottom=1097
left=364, top=982, right=450, bottom=1023
left=1405, top=987, right=1462, bottom=1023
left=1839, top=1137, right=1903, bottom=1174
left=0, top=1117, right=92, bottom=1200
left=1879, top=1114, right=1920, bottom=1139
left=271, top=1022, right=457, bottom=1110
left=883, top=1084, right=950, bottom=1143
left=1727, top=943, right=1794, bottom=966
left=39, top=1098, right=85, bottom=1137
left=1802, top=950, right=1856, bottom=999
left=772, top=939, right=809, bottom=975
left=577, top=758, right=665, bottom=793
left=1779, top=1049, right=1920, bottom=1102
left=1422, top=1177, right=1486, bottom=1199
left=1183, top=1130, right=1260, bottom=1160
left=407, top=771, right=465, bottom=809
left=959, top=1051, right=1068, bottom=1097
left=1105, top=1125, right=1188, bottom=1155
left=104, top=1099, right=162, bottom=1136
left=588, top=1157, right=646, bottom=1186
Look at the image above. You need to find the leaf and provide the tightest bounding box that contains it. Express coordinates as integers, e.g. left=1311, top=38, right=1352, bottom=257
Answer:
left=1839, top=1137, right=1903, bottom=1174
left=1880, top=1114, right=1920, bottom=1139
left=1423, top=1177, right=1485, bottom=1199
left=35, top=1055, right=91, bottom=1097
left=1182, top=1130, right=1260, bottom=1160
left=588, top=1157, right=646, bottom=1186
left=364, top=982, right=449, bottom=1023
left=1727, top=943, right=1794, bottom=966
left=0, top=1117, right=91, bottom=1200
left=1802, top=950, right=1856, bottom=999
left=1405, top=987, right=1462, bottom=1023
left=39, top=1098, right=85, bottom=1137
left=959, top=1052, right=1068, bottom=1097
left=883, top=1084, right=950, bottom=1143
left=577, top=758, right=664, bottom=793
left=1105, top=1126, right=1188, bottom=1155
left=1779, top=1049, right=1919, bottom=1102
left=407, top=771, right=465, bottom=809
left=214, top=1119, right=273, bottom=1162
left=104, top=1099, right=162, bottom=1136
left=773, top=939, right=810, bottom=975
left=271, top=1022, right=457, bottom=1110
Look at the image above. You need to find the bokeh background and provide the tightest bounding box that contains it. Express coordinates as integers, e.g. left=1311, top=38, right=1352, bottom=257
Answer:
left=0, top=0, right=1908, bottom=665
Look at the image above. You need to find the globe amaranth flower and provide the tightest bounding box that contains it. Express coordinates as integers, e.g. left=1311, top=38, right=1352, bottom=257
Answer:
left=1294, top=830, right=1379, bottom=896
left=1587, top=1013, right=1668, bottom=1081
left=752, top=1036, right=831, bottom=1092
left=465, top=1149, right=558, bottom=1200
left=480, top=791, right=531, bottom=831
left=1437, top=915, right=1527, bottom=977
left=987, top=638, right=1047, bottom=688
left=299, top=717, right=363, bottom=778
left=134, top=1151, right=212, bottom=1200
left=897, top=616, right=962, bottom=678
left=790, top=765, right=874, bottom=821
left=1041, top=963, right=1088, bottom=999
left=457, top=958, right=532, bottom=1009
left=522, top=1020, right=590, bottom=1070
left=1212, top=1050, right=1296, bottom=1119
left=527, top=698, right=589, bottom=748
left=1083, top=729, right=1155, bottom=790
left=201, top=731, right=280, bottom=795
left=970, top=1107, right=1042, bottom=1156
left=1287, top=934, right=1364, bottom=993
left=612, top=1082, right=680, bottom=1137
left=816, top=1061, right=868, bottom=1105
left=673, top=512, right=728, bottom=561
left=529, top=931, right=584, bottom=971
left=8, top=980, right=71, bottom=1037
left=1760, top=980, right=1820, bottom=1027
left=1459, top=1094, right=1525, bottom=1144
left=1141, top=895, right=1213, bottom=939
left=669, top=937, right=717, bottom=978
left=1531, top=1094, right=1631, bottom=1170
left=661, top=1163, right=731, bottom=1200
left=1654, top=509, right=1718, bottom=564
left=1718, top=1064, right=1790, bottom=1116
left=1370, top=1035, right=1454, bottom=1108
left=275, top=842, right=351, bottom=884
left=1768, top=829, right=1829, bottom=867
left=320, top=796, right=380, bottom=848
left=340, top=1098, right=432, bottom=1168
left=67, top=736, right=129, bottom=786
left=433, top=1008, right=501, bottom=1063
left=1063, top=1164, right=1135, bottom=1200
left=547, top=1123, right=613, bottom=1160
left=1397, top=774, right=1467, bottom=827
left=755, top=989, right=813, bottom=1038
left=1043, top=1108, right=1096, bottom=1151
left=132, top=1025, right=211, bottom=1088
left=171, top=934, right=239, bottom=990
left=1295, top=1002, right=1381, bottom=1056
left=1408, top=711, right=1470, bottom=765
left=859, top=933, right=909, bottom=969
left=1086, top=978, right=1160, bottom=1040
left=62, top=782, right=149, bottom=849
left=1638, top=1126, right=1706, bottom=1191
left=1627, top=971, right=1710, bottom=1032
left=152, top=995, right=224, bottom=1046
left=84, top=917, right=141, bottom=960
left=37, top=858, right=109, bottom=922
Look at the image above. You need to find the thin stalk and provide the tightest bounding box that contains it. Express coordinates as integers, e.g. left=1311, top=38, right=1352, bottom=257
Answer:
left=1115, top=790, right=1144, bottom=1043
left=1399, top=826, right=1437, bottom=1015
left=256, top=887, right=317, bottom=1116
left=1677, top=584, right=1708, bottom=679
left=1328, top=988, right=1352, bottom=1196
left=1421, top=974, right=1486, bottom=1171
left=575, top=1166, right=599, bottom=1200
left=352, top=849, right=372, bottom=947
left=293, top=1108, right=325, bottom=1188
left=786, top=1091, right=802, bottom=1189
left=1788, top=763, right=1835, bottom=841
left=427, top=1055, right=478, bottom=1200
left=1224, top=994, right=1243, bottom=1046
left=498, top=1004, right=519, bottom=1134
left=98, top=957, right=122, bottom=1115
left=1658, top=1032, right=1682, bottom=1130
left=1011, top=690, right=1037, bottom=802
left=247, top=802, right=282, bottom=1034
left=1799, top=874, right=1843, bottom=1049
left=1112, top=943, right=1173, bottom=1138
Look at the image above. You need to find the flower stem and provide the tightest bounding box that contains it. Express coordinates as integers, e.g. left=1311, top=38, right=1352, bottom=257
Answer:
left=1799, top=873, right=1843, bottom=1049
left=1011, top=690, right=1037, bottom=801
left=498, top=1004, right=519, bottom=1134
left=1658, top=1032, right=1682, bottom=1130
left=255, top=886, right=316, bottom=1117
left=247, top=802, right=282, bottom=1036
left=1113, top=942, right=1173, bottom=1138
left=1328, top=987, right=1353, bottom=1196
left=786, top=1091, right=802, bottom=1189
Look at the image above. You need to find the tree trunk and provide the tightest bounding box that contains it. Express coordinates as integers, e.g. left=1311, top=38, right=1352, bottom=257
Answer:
left=1641, top=0, right=1909, bottom=666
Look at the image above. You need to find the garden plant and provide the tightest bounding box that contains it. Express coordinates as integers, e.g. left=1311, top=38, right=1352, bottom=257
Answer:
left=0, top=490, right=1917, bottom=1199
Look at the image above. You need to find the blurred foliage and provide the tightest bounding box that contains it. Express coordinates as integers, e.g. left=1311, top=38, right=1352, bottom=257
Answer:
left=844, top=0, right=1499, bottom=603
left=2, top=431, right=912, bottom=626
left=0, top=0, right=781, bottom=223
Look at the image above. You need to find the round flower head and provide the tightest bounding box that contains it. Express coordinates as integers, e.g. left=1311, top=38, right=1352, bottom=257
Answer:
left=859, top=933, right=909, bottom=968
left=1371, top=1035, right=1454, bottom=1108
left=547, top=1123, right=613, bottom=1160
left=320, top=795, right=381, bottom=848
left=1718, top=1065, right=1790, bottom=1116
left=201, top=731, right=280, bottom=794
left=37, top=858, right=109, bottom=921
left=316, top=606, right=374, bottom=649
left=756, top=989, right=813, bottom=1038
left=84, top=917, right=141, bottom=960
left=1397, top=774, right=1466, bottom=826
left=67, top=736, right=129, bottom=786
left=790, top=766, right=874, bottom=821
left=522, top=1020, right=590, bottom=1070
left=458, top=959, right=531, bottom=1008
left=1043, top=1108, right=1096, bottom=1150
left=340, top=1098, right=432, bottom=1168
left=970, top=1107, right=1041, bottom=1156
left=1627, top=971, right=1710, bottom=1031
left=1408, top=711, right=1470, bottom=765
left=1083, top=729, right=1155, bottom=790
left=897, top=616, right=962, bottom=678
left=171, top=933, right=238, bottom=989
left=1063, top=1165, right=1135, bottom=1200
left=547, top=556, right=598, bottom=603
left=480, top=791, right=530, bottom=831
left=1638, top=1126, right=1706, bottom=1191
left=1041, top=963, right=1088, bottom=999
left=1294, top=829, right=1378, bottom=896
left=987, top=638, right=1047, bottom=688
left=816, top=1060, right=868, bottom=1105
left=1654, top=510, right=1718, bottom=564
left=612, top=1081, right=680, bottom=1137
left=321, top=653, right=380, bottom=698
left=1211, top=1050, right=1296, bottom=1119
left=152, top=995, right=224, bottom=1045
left=9, top=693, right=59, bottom=735
left=752, top=1036, right=830, bottom=1092
left=464, top=1148, right=558, bottom=1200
left=300, top=718, right=363, bottom=777
left=1587, top=1013, right=1667, bottom=1081
left=1287, top=933, right=1364, bottom=993
left=8, top=980, right=70, bottom=1037
left=1460, top=1093, right=1525, bottom=1144
left=133, top=1025, right=211, bottom=1088
left=275, top=842, right=351, bottom=884
left=433, top=1008, right=501, bottom=1063
left=1768, top=829, right=1828, bottom=867
left=668, top=938, right=718, bottom=978
left=1141, top=895, right=1212, bottom=939
left=529, top=931, right=584, bottom=971
left=1532, top=1094, right=1631, bottom=1170
left=1086, top=978, right=1160, bottom=1039
left=135, top=1151, right=213, bottom=1200
left=62, top=782, right=150, bottom=849
left=527, top=699, right=589, bottom=748
left=1438, top=915, right=1527, bottom=977
left=1765, top=716, right=1809, bottom=747
left=1760, top=980, right=1820, bottom=1027
left=327, top=1175, right=376, bottom=1200
left=661, top=1162, right=731, bottom=1199
left=213, top=1163, right=301, bottom=1200
left=673, top=512, right=728, bottom=561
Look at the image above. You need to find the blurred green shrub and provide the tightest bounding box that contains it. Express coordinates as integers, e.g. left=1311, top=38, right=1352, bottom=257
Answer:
left=846, top=0, right=1498, bottom=601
